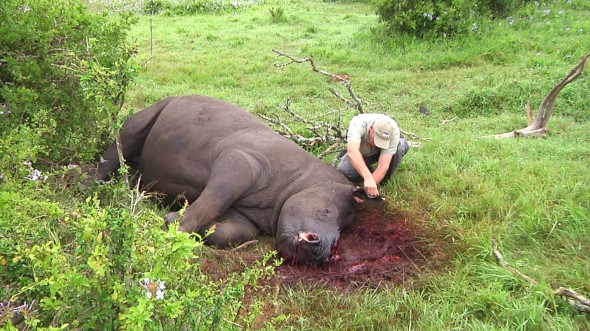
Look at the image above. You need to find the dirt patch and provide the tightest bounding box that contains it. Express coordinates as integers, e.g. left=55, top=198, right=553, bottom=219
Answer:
left=272, top=204, right=441, bottom=289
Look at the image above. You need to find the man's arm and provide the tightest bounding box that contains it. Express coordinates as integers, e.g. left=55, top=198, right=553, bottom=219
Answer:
left=347, top=140, right=379, bottom=196
left=373, top=153, right=394, bottom=185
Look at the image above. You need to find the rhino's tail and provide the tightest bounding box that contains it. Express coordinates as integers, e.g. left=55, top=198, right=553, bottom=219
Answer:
left=92, top=97, right=175, bottom=182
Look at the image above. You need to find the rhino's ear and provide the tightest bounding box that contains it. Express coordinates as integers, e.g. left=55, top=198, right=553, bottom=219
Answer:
left=351, top=186, right=385, bottom=204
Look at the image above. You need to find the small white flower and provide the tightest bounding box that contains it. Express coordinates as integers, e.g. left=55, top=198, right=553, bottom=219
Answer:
left=67, top=163, right=78, bottom=169
left=139, top=277, right=167, bottom=300
left=27, top=168, right=47, bottom=181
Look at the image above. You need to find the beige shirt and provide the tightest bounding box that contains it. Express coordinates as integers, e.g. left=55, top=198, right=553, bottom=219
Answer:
left=347, top=114, right=400, bottom=157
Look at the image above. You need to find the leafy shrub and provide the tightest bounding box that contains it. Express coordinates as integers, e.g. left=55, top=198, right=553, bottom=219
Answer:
left=475, top=0, right=535, bottom=18
left=0, top=179, right=281, bottom=329
left=0, top=0, right=138, bottom=165
left=167, top=0, right=270, bottom=15
left=376, top=0, right=474, bottom=38
left=375, top=0, right=537, bottom=38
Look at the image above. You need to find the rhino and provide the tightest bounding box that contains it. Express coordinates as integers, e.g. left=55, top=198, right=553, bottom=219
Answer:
left=87, top=95, right=365, bottom=264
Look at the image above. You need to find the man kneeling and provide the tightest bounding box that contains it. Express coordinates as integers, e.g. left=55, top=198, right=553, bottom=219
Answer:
left=338, top=114, right=409, bottom=198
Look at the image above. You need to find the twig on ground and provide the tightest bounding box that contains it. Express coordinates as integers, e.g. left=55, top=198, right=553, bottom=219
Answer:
left=492, top=238, right=538, bottom=286
left=492, top=238, right=590, bottom=314
left=554, top=287, right=590, bottom=314
left=232, top=240, right=259, bottom=252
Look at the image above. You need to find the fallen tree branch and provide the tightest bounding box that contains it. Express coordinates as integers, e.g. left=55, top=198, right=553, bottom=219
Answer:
left=492, top=238, right=590, bottom=314
left=272, top=48, right=365, bottom=113
left=268, top=49, right=429, bottom=161
left=525, top=99, right=533, bottom=125
left=483, top=52, right=589, bottom=139
left=260, top=98, right=346, bottom=157
left=554, top=287, right=590, bottom=314
left=231, top=240, right=259, bottom=252
left=492, top=238, right=538, bottom=286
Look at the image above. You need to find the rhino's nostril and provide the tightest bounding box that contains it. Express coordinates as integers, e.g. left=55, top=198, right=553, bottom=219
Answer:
left=298, top=232, right=320, bottom=243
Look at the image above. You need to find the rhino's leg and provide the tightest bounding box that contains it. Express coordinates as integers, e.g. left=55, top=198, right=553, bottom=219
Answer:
left=177, top=150, right=264, bottom=235
left=90, top=97, right=175, bottom=182
left=201, top=209, right=260, bottom=247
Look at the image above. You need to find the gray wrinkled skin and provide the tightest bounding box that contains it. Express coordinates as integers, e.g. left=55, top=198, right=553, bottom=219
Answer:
left=89, top=95, right=357, bottom=264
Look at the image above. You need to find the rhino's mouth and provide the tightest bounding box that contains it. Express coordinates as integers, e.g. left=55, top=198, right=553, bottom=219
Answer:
left=327, top=238, right=341, bottom=264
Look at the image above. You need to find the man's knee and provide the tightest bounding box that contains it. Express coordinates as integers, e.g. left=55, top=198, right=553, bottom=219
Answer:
left=397, top=138, right=410, bottom=157
left=337, top=154, right=361, bottom=181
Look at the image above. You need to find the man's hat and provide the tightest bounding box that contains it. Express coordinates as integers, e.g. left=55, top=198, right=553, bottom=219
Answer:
left=373, top=118, right=394, bottom=149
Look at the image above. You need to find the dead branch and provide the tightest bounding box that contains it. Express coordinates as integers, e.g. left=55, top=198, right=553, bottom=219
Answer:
left=484, top=52, right=589, bottom=139
left=231, top=240, right=259, bottom=252
left=259, top=113, right=329, bottom=146
left=525, top=99, right=533, bottom=125
left=492, top=238, right=538, bottom=286
left=329, top=87, right=358, bottom=110
left=554, top=287, right=590, bottom=314
left=318, top=142, right=343, bottom=159
left=268, top=49, right=428, bottom=161
left=260, top=98, right=347, bottom=157
left=492, top=238, right=590, bottom=314
left=272, top=48, right=365, bottom=113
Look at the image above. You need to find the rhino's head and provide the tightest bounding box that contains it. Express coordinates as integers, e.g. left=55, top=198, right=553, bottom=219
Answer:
left=277, top=182, right=357, bottom=265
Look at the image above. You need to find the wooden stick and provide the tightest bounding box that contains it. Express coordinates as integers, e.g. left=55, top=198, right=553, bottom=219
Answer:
left=492, top=238, right=590, bottom=314
left=491, top=238, right=538, bottom=286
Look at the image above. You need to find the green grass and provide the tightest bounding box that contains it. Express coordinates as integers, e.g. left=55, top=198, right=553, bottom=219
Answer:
left=115, top=0, right=590, bottom=329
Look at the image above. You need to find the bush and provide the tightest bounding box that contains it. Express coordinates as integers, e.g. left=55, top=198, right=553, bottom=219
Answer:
left=0, top=0, right=138, bottom=166
left=376, top=0, right=473, bottom=38
left=375, top=0, right=537, bottom=38
left=0, top=179, right=281, bottom=330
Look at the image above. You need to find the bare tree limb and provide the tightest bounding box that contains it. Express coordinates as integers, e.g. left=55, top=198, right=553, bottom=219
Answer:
left=492, top=238, right=538, bottom=286
left=231, top=240, right=259, bottom=252
left=554, top=287, right=590, bottom=314
left=484, top=52, right=589, bottom=139
left=259, top=97, right=347, bottom=157
left=525, top=99, right=533, bottom=125
left=272, top=48, right=365, bottom=113
left=268, top=49, right=429, bottom=161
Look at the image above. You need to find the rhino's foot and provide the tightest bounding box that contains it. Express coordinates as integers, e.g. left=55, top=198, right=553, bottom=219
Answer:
left=163, top=211, right=180, bottom=230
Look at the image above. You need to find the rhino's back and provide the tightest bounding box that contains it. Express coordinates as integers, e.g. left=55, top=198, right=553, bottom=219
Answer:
left=139, top=95, right=344, bottom=196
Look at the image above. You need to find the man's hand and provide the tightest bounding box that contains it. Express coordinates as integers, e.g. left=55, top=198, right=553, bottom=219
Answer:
left=363, top=176, right=379, bottom=197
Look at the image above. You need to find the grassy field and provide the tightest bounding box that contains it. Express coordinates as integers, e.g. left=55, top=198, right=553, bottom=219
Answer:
left=115, top=0, right=590, bottom=329
left=2, top=0, right=589, bottom=329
